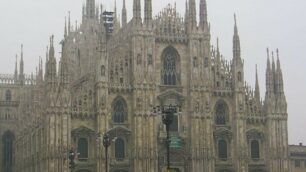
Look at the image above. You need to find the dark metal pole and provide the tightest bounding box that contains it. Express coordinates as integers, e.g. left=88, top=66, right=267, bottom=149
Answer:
left=153, top=105, right=181, bottom=172
left=103, top=133, right=111, bottom=172
left=166, top=120, right=170, bottom=170
left=105, top=146, right=108, bottom=172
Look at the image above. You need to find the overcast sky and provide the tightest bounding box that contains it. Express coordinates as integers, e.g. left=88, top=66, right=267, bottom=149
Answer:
left=0, top=0, right=305, bottom=145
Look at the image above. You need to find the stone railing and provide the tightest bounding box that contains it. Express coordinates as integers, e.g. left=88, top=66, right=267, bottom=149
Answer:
left=0, top=74, right=16, bottom=84
left=0, top=74, right=36, bottom=85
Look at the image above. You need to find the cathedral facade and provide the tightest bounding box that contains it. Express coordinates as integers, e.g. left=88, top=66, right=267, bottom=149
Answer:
left=0, top=0, right=290, bottom=172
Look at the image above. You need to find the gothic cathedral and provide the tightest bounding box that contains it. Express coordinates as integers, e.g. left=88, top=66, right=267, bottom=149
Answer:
left=0, top=0, right=289, bottom=172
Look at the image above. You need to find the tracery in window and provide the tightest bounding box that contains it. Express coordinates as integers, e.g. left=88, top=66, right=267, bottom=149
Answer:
left=112, top=97, right=128, bottom=123
left=162, top=47, right=180, bottom=85
left=215, top=100, right=229, bottom=125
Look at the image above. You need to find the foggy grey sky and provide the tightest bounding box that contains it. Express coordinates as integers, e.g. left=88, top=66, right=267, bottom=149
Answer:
left=0, top=0, right=305, bottom=145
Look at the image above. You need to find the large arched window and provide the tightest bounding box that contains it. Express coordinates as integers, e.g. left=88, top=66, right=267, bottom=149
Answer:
left=251, top=140, right=260, bottom=159
left=215, top=100, right=229, bottom=125
left=112, top=97, right=128, bottom=123
left=78, top=138, right=88, bottom=161
left=218, top=139, right=228, bottom=160
left=115, top=138, right=125, bottom=160
left=162, top=47, right=180, bottom=85
left=5, top=90, right=12, bottom=101
left=3, top=131, right=14, bottom=172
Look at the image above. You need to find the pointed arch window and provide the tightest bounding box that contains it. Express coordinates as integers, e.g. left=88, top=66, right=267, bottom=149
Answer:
left=215, top=101, right=228, bottom=125
left=218, top=139, right=228, bottom=160
left=113, top=98, right=128, bottom=123
left=5, top=90, right=12, bottom=101
left=162, top=47, right=180, bottom=85
left=78, top=138, right=88, bottom=161
left=115, top=138, right=125, bottom=160
left=251, top=140, right=260, bottom=159
left=3, top=131, right=14, bottom=172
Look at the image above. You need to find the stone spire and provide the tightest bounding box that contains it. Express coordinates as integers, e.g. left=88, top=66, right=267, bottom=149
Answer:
left=199, top=0, right=208, bottom=30
left=232, top=15, right=244, bottom=87
left=122, top=0, right=127, bottom=27
left=189, top=0, right=197, bottom=29
left=271, top=51, right=276, bottom=93
left=64, top=17, right=67, bottom=38
left=276, top=49, right=284, bottom=93
left=144, top=0, right=152, bottom=25
left=113, top=0, right=120, bottom=30
left=19, top=44, right=25, bottom=85
left=133, top=0, right=141, bottom=25
left=185, top=0, right=189, bottom=30
left=96, top=6, right=99, bottom=20
left=46, top=35, right=57, bottom=87
left=82, top=4, right=85, bottom=20
left=86, top=0, right=95, bottom=19
left=255, top=65, right=261, bottom=103
left=114, top=0, right=117, bottom=21
left=37, top=56, right=43, bottom=83
left=274, top=49, right=287, bottom=112
left=59, top=40, right=69, bottom=88
left=216, top=38, right=221, bottom=64
left=233, top=14, right=242, bottom=64
left=14, top=54, right=18, bottom=83
left=265, top=48, right=274, bottom=95
left=44, top=46, right=49, bottom=80
left=68, top=11, right=71, bottom=34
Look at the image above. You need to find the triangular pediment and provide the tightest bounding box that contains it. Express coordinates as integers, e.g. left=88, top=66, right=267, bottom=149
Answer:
left=157, top=89, right=185, bottom=105
left=107, top=126, right=131, bottom=137
left=72, top=126, right=95, bottom=135
left=246, top=128, right=264, bottom=140
left=214, top=127, right=232, bottom=139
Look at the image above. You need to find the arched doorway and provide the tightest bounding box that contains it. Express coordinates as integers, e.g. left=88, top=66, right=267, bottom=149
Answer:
left=2, top=131, right=14, bottom=172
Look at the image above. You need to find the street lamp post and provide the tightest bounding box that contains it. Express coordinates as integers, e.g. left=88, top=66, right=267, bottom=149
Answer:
left=103, top=133, right=111, bottom=172
left=153, top=104, right=181, bottom=171
left=68, top=148, right=75, bottom=172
